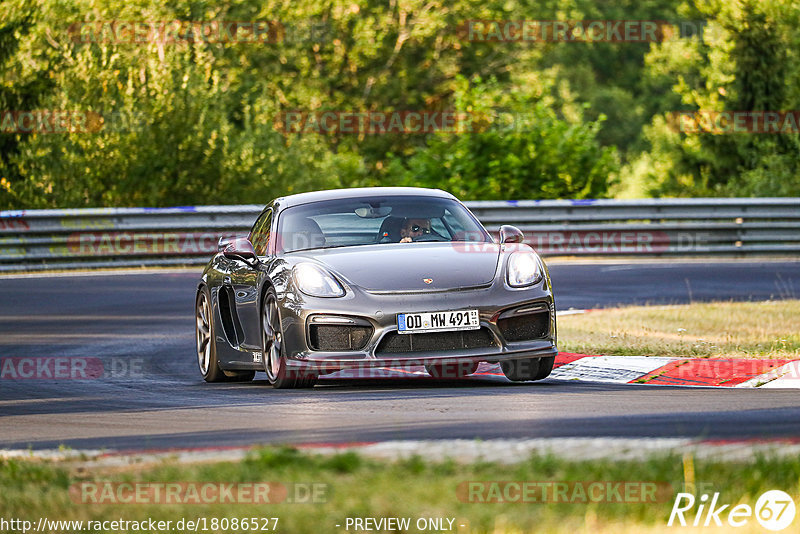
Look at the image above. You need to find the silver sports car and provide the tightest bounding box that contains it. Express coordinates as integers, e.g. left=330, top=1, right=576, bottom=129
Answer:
left=195, top=187, right=557, bottom=388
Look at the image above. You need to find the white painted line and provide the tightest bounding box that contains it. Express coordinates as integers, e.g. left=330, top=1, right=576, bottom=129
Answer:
left=550, top=356, right=676, bottom=383
left=545, top=258, right=800, bottom=265
left=0, top=449, right=107, bottom=460
left=6, top=438, right=800, bottom=465
left=0, top=268, right=198, bottom=280
left=556, top=309, right=586, bottom=316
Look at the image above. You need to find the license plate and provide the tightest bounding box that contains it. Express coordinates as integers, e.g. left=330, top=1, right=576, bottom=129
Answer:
left=397, top=309, right=480, bottom=334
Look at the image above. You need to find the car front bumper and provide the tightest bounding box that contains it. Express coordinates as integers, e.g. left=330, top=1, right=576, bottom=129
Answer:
left=278, top=278, right=558, bottom=372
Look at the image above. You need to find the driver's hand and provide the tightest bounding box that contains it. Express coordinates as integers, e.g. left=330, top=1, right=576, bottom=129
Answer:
left=400, top=237, right=412, bottom=243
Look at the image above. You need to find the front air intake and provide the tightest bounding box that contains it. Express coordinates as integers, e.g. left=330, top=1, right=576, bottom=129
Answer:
left=497, top=311, right=550, bottom=342
left=376, top=328, right=496, bottom=354
left=308, top=324, right=372, bottom=351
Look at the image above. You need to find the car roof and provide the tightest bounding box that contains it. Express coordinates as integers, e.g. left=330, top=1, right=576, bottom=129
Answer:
left=275, top=187, right=456, bottom=210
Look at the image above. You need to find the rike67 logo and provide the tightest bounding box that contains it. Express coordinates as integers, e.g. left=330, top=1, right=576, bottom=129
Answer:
left=668, top=490, right=796, bottom=531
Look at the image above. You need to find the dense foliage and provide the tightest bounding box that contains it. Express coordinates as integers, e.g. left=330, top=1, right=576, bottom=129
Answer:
left=0, top=0, right=798, bottom=208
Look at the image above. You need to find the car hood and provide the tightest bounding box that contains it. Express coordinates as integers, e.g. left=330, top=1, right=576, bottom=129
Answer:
left=294, top=242, right=501, bottom=291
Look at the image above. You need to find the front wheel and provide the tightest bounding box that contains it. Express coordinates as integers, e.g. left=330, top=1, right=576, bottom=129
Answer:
left=532, top=355, right=555, bottom=380
left=196, top=287, right=227, bottom=382
left=262, top=289, right=317, bottom=389
left=501, top=356, right=554, bottom=382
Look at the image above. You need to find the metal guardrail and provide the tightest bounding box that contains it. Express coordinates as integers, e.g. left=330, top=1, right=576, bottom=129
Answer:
left=0, top=198, right=798, bottom=271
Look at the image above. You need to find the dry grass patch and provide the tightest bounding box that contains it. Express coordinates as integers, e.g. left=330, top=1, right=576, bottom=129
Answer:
left=559, top=300, right=800, bottom=359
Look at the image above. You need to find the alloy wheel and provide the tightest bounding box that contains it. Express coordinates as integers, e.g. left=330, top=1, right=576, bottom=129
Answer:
left=196, top=292, right=212, bottom=375
left=263, top=295, right=282, bottom=382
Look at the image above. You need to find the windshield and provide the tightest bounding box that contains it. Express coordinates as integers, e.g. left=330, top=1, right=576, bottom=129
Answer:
left=277, top=195, right=492, bottom=253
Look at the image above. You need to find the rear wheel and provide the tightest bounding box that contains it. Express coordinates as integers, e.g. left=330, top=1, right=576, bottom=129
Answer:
left=262, top=289, right=317, bottom=389
left=425, top=361, right=479, bottom=378
left=501, top=356, right=553, bottom=382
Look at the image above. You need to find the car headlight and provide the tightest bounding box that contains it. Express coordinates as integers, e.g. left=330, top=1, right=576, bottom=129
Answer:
left=293, top=263, right=345, bottom=297
left=507, top=251, right=543, bottom=287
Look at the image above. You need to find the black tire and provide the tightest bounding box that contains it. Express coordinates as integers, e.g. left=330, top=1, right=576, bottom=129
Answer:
left=196, top=286, right=228, bottom=383
left=262, top=288, right=317, bottom=389
left=223, top=370, right=256, bottom=382
left=533, top=355, right=555, bottom=380
left=425, top=361, right=479, bottom=378
left=294, top=372, right=319, bottom=388
left=501, top=357, right=550, bottom=382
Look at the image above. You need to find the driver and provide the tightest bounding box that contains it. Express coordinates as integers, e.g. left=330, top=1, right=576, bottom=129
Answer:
left=400, top=218, right=432, bottom=243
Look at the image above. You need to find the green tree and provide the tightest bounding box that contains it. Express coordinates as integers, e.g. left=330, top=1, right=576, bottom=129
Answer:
left=0, top=0, right=63, bottom=206
left=636, top=0, right=800, bottom=197
left=3, top=0, right=362, bottom=208
left=386, top=77, right=618, bottom=199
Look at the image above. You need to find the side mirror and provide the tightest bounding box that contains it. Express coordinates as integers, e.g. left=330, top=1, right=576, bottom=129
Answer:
left=499, top=225, right=524, bottom=244
left=217, top=236, right=235, bottom=252
left=221, top=237, right=258, bottom=262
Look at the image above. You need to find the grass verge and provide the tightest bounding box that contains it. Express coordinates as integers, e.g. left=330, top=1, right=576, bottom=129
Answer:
left=559, top=300, right=800, bottom=359
left=2, top=447, right=799, bottom=533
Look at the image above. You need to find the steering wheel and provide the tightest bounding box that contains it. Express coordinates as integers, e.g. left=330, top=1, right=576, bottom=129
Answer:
left=413, top=232, right=448, bottom=242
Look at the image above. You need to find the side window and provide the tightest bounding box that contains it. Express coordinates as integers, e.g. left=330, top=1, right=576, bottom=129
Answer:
left=248, top=210, right=266, bottom=243
left=249, top=209, right=273, bottom=256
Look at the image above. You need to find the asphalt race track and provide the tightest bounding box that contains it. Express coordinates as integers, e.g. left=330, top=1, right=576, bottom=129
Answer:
left=1, top=261, right=799, bottom=451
